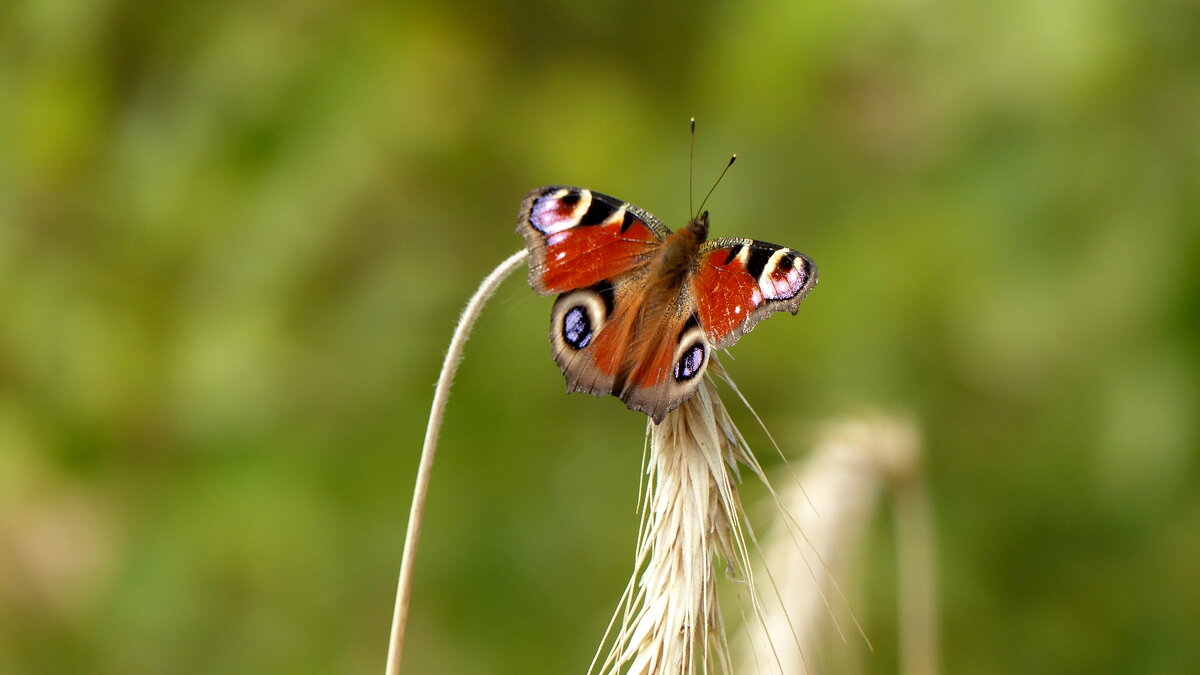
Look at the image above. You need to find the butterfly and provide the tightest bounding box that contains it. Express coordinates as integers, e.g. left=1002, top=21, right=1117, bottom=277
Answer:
left=517, top=186, right=817, bottom=423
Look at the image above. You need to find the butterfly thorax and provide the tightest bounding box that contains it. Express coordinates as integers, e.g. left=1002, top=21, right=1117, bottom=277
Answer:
left=617, top=212, right=711, bottom=388
left=647, top=211, right=710, bottom=300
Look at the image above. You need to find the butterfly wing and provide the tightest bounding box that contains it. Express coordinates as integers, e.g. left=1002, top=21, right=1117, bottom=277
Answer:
left=690, top=237, right=818, bottom=350
left=549, top=271, right=708, bottom=424
left=518, top=186, right=671, bottom=295
left=547, top=272, right=638, bottom=408
left=611, top=304, right=710, bottom=424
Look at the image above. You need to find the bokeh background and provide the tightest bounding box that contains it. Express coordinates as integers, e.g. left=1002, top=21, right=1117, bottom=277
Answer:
left=2, top=0, right=1198, bottom=673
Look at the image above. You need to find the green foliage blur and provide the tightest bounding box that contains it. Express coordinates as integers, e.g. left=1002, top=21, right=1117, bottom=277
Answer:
left=2, top=0, right=1197, bottom=672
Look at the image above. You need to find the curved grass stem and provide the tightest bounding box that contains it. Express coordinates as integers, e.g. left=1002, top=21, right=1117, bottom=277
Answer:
left=385, top=249, right=529, bottom=675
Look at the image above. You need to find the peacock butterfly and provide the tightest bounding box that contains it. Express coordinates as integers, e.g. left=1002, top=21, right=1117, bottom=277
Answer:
left=517, top=186, right=817, bottom=423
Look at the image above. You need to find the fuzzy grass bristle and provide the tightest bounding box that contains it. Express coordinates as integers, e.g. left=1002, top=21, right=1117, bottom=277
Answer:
left=593, top=367, right=763, bottom=675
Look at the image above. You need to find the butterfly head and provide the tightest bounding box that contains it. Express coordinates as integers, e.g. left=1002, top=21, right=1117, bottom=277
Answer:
left=685, top=210, right=710, bottom=243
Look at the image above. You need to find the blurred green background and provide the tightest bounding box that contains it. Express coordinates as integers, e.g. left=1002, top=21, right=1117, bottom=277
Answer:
left=2, top=0, right=1198, bottom=672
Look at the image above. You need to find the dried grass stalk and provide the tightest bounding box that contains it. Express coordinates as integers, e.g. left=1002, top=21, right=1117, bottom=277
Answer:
left=594, top=366, right=762, bottom=675
left=735, top=415, right=934, bottom=674
left=386, top=249, right=528, bottom=675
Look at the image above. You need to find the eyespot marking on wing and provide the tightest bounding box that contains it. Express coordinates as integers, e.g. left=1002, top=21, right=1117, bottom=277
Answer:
left=671, top=320, right=708, bottom=384
left=673, top=343, right=706, bottom=382
left=550, top=287, right=610, bottom=355
left=759, top=248, right=808, bottom=301
left=529, top=188, right=592, bottom=235
left=562, top=307, right=594, bottom=349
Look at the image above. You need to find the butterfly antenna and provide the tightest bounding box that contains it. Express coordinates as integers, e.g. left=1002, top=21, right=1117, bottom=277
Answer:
left=688, top=117, right=697, bottom=216
left=695, top=153, right=737, bottom=219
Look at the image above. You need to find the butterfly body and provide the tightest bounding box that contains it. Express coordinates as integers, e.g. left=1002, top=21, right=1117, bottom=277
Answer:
left=518, top=186, right=816, bottom=423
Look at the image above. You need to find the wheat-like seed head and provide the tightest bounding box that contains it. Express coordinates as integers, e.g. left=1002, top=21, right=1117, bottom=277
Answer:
left=593, top=362, right=761, bottom=675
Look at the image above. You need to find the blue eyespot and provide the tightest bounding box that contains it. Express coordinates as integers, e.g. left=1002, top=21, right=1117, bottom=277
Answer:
left=673, top=343, right=705, bottom=382
left=562, top=307, right=593, bottom=349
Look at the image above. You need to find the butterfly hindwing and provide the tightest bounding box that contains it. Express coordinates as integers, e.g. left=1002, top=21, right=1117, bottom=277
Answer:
left=548, top=271, right=710, bottom=423
left=614, top=306, right=710, bottom=423
left=690, top=237, right=818, bottom=350
left=518, top=186, right=670, bottom=295
left=548, top=278, right=625, bottom=399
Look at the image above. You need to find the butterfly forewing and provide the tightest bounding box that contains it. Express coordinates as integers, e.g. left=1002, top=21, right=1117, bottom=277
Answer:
left=518, top=187, right=670, bottom=295
left=691, top=238, right=817, bottom=350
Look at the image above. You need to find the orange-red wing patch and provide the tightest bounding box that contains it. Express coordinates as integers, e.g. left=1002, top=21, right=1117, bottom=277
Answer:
left=585, top=304, right=634, bottom=377
left=692, top=246, right=764, bottom=346
left=519, top=187, right=666, bottom=295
